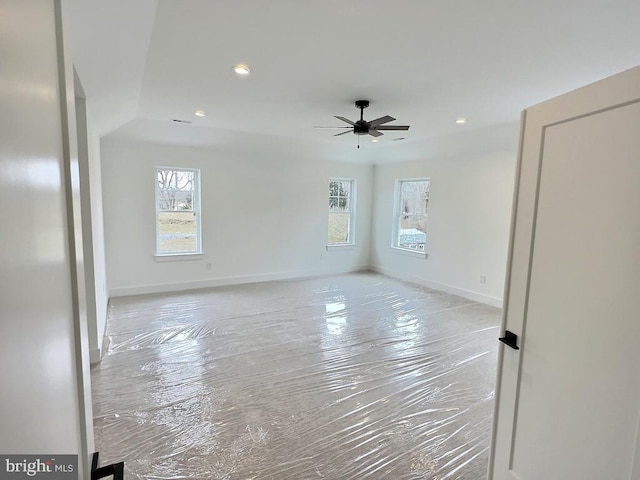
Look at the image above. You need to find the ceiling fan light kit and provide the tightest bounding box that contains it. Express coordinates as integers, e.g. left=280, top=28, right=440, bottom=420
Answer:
left=316, top=100, right=410, bottom=148
left=233, top=63, right=250, bottom=75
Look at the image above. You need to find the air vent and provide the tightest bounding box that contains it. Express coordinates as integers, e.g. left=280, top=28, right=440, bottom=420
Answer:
left=171, top=119, right=192, bottom=124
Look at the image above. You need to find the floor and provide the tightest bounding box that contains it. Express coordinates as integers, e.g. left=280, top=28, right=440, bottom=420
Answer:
left=92, top=272, right=501, bottom=480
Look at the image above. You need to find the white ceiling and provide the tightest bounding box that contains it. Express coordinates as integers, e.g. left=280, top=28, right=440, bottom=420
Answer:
left=68, top=0, right=640, bottom=164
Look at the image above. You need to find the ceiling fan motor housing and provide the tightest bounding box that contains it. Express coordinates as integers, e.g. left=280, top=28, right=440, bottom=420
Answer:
left=354, top=121, right=369, bottom=135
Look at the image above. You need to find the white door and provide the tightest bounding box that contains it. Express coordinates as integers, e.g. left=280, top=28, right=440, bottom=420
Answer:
left=490, top=66, right=640, bottom=480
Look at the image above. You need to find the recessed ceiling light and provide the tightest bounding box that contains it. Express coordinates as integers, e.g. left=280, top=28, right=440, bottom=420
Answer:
left=371, top=139, right=379, bottom=143
left=455, top=117, right=467, bottom=124
left=195, top=110, right=206, bottom=117
left=233, top=64, right=250, bottom=75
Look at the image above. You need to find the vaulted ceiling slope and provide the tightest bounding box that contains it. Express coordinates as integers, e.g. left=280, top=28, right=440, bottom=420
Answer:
left=67, top=0, right=158, bottom=136
left=68, top=0, right=640, bottom=163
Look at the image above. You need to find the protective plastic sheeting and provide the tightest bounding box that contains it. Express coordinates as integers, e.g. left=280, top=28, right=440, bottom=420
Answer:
left=92, top=273, right=500, bottom=479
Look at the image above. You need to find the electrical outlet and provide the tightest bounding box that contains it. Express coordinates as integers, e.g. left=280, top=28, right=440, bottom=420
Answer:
left=206, top=262, right=212, bottom=270
left=480, top=275, right=487, bottom=284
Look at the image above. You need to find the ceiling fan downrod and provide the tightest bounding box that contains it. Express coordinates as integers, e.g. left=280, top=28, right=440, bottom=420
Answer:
left=355, top=99, right=369, bottom=122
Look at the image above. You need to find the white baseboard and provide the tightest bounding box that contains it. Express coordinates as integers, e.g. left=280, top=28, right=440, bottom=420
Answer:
left=108, top=263, right=501, bottom=308
left=370, top=264, right=503, bottom=309
left=90, top=302, right=108, bottom=364
left=109, top=264, right=370, bottom=298
left=89, top=347, right=102, bottom=364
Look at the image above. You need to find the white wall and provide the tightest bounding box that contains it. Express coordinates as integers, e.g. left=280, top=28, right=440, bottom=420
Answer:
left=75, top=88, right=109, bottom=363
left=101, top=137, right=373, bottom=296
left=371, top=151, right=516, bottom=307
left=0, top=0, right=92, bottom=474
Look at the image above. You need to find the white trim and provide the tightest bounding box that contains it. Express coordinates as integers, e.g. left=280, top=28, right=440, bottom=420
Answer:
left=109, top=264, right=370, bottom=298
left=89, top=348, right=102, bottom=364
left=90, top=296, right=108, bottom=364
left=154, top=253, right=204, bottom=262
left=488, top=109, right=527, bottom=480
left=391, top=246, right=428, bottom=258
left=110, top=265, right=503, bottom=308
left=370, top=263, right=503, bottom=308
left=326, top=244, right=356, bottom=251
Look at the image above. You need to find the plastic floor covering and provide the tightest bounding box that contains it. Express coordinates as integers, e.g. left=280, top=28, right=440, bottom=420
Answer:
left=92, top=272, right=501, bottom=479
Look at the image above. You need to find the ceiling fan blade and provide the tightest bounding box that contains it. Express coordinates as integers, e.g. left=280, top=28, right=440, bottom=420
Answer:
left=376, top=125, right=410, bottom=131
left=368, top=129, right=383, bottom=137
left=368, top=115, right=396, bottom=128
left=314, top=126, right=352, bottom=129
left=335, top=116, right=356, bottom=126
left=334, top=130, right=353, bottom=137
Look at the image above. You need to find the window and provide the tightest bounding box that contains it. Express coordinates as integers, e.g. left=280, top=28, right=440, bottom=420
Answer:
left=393, top=178, right=430, bottom=251
left=155, top=167, right=201, bottom=255
left=328, top=178, right=355, bottom=245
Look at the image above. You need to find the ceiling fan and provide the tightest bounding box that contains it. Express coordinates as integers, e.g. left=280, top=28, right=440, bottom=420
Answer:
left=316, top=100, right=410, bottom=147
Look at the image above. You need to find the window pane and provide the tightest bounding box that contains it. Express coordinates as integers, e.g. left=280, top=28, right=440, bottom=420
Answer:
left=157, top=169, right=195, bottom=211
left=329, top=196, right=349, bottom=212
left=328, top=212, right=350, bottom=243
left=397, top=215, right=427, bottom=249
left=394, top=179, right=429, bottom=251
left=328, top=178, right=355, bottom=245
left=158, top=211, right=198, bottom=253
left=401, top=180, right=429, bottom=215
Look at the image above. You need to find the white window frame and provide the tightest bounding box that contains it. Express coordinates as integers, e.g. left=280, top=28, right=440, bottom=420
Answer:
left=392, top=177, right=429, bottom=257
left=327, top=177, right=356, bottom=247
left=155, top=166, right=202, bottom=258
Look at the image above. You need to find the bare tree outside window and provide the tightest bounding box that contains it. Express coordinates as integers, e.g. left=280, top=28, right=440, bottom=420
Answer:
left=157, top=169, right=194, bottom=210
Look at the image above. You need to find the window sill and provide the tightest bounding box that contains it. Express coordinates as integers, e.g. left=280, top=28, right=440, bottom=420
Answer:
left=391, top=247, right=428, bottom=259
left=154, top=253, right=204, bottom=262
left=326, top=244, right=356, bottom=251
